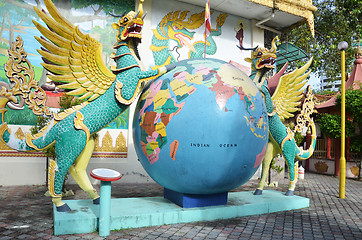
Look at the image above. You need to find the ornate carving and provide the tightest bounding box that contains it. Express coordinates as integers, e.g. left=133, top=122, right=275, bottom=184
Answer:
left=4, top=36, right=52, bottom=116
left=294, top=85, right=316, bottom=134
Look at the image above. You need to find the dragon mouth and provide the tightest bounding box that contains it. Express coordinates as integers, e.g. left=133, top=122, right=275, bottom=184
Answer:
left=258, top=57, right=276, bottom=68
left=125, top=23, right=143, bottom=38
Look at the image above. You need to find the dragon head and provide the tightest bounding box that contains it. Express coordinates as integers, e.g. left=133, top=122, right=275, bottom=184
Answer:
left=245, top=36, right=278, bottom=72
left=111, top=0, right=145, bottom=42
left=156, top=11, right=205, bottom=50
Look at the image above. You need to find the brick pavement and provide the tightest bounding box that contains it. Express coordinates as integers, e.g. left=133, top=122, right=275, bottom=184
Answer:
left=0, top=173, right=361, bottom=239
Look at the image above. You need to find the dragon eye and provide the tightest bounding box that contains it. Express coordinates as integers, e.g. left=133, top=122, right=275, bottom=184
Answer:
left=257, top=52, right=262, bottom=57
left=123, top=17, right=129, bottom=23
left=173, top=26, right=179, bottom=30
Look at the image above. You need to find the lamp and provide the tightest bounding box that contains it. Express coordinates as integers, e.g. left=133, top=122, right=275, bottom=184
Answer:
left=338, top=40, right=348, bottom=199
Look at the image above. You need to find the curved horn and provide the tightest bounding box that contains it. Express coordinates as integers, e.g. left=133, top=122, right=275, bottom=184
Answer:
left=108, top=11, right=127, bottom=18
left=134, top=11, right=140, bottom=19
left=142, top=11, right=148, bottom=20
left=237, top=44, right=258, bottom=51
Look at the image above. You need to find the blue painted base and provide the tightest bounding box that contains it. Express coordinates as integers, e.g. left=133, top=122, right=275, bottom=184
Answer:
left=53, top=190, right=309, bottom=235
left=164, top=188, right=228, bottom=208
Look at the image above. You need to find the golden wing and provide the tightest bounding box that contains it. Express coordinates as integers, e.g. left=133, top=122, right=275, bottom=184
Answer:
left=32, top=0, right=115, bottom=102
left=271, top=58, right=313, bottom=121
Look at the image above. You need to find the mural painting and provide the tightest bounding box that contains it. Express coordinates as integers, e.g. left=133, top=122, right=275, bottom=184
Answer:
left=0, top=0, right=174, bottom=211
left=145, top=0, right=253, bottom=72
left=0, top=0, right=133, bottom=158
left=150, top=10, right=227, bottom=68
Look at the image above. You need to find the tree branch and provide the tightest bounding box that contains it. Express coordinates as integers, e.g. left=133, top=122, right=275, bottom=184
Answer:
left=92, top=5, right=103, bottom=16
left=4, top=0, right=34, bottom=11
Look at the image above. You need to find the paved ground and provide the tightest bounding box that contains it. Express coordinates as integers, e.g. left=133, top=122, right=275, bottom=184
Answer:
left=0, top=172, right=361, bottom=239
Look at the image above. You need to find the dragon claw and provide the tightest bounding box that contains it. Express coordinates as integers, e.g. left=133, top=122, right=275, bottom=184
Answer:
left=93, top=197, right=100, bottom=205
left=254, top=189, right=263, bottom=195
left=285, top=190, right=294, bottom=196
left=56, top=203, right=72, bottom=212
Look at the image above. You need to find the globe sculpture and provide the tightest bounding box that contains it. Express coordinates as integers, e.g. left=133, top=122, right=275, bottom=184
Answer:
left=133, top=58, right=269, bottom=196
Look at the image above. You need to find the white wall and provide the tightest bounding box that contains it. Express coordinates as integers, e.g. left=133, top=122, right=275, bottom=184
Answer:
left=0, top=0, right=264, bottom=186
left=139, top=0, right=257, bottom=68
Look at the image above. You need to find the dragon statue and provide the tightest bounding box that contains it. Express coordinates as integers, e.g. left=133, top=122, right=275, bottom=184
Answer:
left=244, top=37, right=317, bottom=196
left=0, top=0, right=171, bottom=212
left=150, top=10, right=227, bottom=68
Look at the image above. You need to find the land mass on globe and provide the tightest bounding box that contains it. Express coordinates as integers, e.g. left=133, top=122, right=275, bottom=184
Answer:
left=133, top=58, right=269, bottom=194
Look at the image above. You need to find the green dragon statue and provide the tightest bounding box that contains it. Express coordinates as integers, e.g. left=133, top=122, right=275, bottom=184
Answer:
left=245, top=37, right=317, bottom=196
left=0, top=0, right=171, bottom=212
left=150, top=10, right=227, bottom=68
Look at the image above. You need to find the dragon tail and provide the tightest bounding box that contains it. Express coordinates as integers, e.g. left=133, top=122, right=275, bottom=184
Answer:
left=0, top=36, right=54, bottom=152
left=295, top=122, right=317, bottom=160
left=294, top=85, right=317, bottom=160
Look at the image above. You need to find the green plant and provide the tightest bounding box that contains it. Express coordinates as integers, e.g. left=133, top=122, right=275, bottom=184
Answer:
left=59, top=94, right=84, bottom=110
left=294, top=132, right=304, bottom=147
left=336, top=89, right=362, bottom=126
left=281, top=0, right=361, bottom=82
left=317, top=113, right=355, bottom=139
left=285, top=121, right=305, bottom=146
left=30, top=115, right=56, bottom=158
left=350, top=136, right=362, bottom=155
left=312, top=88, right=338, bottom=95
left=270, top=157, right=284, bottom=174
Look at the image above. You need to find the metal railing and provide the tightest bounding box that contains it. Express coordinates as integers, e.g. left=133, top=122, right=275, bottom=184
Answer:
left=312, top=138, right=335, bottom=159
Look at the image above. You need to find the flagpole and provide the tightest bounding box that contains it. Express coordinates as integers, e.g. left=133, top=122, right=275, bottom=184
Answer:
left=204, top=30, right=207, bottom=58
left=204, top=0, right=210, bottom=58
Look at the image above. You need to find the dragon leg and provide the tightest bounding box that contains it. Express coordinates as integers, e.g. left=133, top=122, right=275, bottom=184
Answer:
left=254, top=136, right=280, bottom=195
left=284, top=159, right=299, bottom=196
left=50, top=132, right=88, bottom=212
left=254, top=142, right=274, bottom=195
left=282, top=140, right=298, bottom=196
left=69, top=136, right=100, bottom=204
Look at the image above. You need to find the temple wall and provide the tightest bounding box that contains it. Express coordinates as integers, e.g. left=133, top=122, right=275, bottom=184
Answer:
left=0, top=0, right=264, bottom=186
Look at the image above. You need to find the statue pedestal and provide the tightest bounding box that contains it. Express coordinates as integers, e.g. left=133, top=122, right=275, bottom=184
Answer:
left=53, top=190, right=309, bottom=235
left=90, top=168, right=122, bottom=237
left=164, top=188, right=228, bottom=208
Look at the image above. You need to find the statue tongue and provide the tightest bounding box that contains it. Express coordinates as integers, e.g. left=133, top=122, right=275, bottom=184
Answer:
left=176, top=34, right=196, bottom=52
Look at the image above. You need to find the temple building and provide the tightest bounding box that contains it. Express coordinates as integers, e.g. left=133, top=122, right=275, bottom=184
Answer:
left=308, top=46, right=362, bottom=178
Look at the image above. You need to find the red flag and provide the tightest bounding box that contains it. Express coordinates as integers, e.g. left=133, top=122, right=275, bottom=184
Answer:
left=205, top=0, right=211, bottom=38
left=204, top=0, right=211, bottom=57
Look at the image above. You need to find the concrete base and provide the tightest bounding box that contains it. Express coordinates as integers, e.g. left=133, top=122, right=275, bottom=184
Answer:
left=53, top=190, right=309, bottom=235
left=164, top=188, right=228, bottom=208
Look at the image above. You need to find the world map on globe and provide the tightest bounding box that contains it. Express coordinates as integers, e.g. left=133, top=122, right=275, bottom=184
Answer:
left=133, top=58, right=269, bottom=194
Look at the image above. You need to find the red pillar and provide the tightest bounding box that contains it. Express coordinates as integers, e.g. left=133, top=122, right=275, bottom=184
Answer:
left=326, top=137, right=332, bottom=159
left=335, top=138, right=341, bottom=176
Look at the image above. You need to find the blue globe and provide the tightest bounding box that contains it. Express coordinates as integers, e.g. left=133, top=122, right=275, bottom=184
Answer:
left=133, top=58, right=269, bottom=194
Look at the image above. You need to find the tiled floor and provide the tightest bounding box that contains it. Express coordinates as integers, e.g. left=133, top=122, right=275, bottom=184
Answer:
left=0, top=173, right=361, bottom=239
